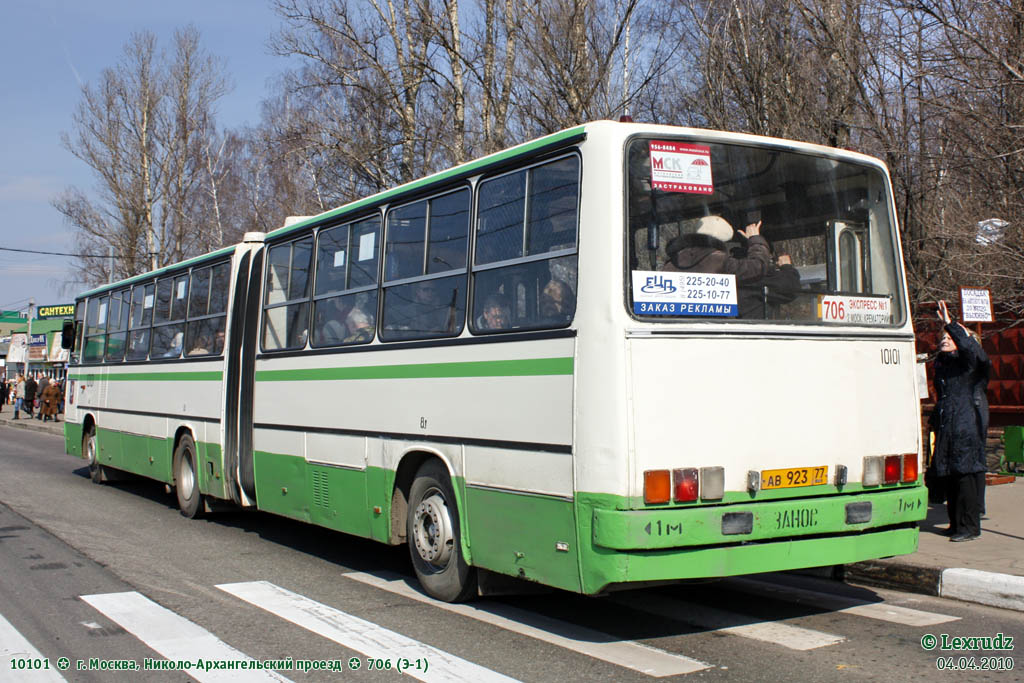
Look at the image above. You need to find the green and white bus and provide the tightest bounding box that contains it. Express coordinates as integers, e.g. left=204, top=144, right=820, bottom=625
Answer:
left=64, top=121, right=926, bottom=602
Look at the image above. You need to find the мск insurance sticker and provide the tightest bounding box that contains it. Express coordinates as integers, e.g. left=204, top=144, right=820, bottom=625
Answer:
left=649, top=141, right=714, bottom=194
left=632, top=271, right=738, bottom=316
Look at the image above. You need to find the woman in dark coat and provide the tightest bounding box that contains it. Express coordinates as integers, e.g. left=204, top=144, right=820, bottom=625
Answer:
left=929, top=300, right=990, bottom=542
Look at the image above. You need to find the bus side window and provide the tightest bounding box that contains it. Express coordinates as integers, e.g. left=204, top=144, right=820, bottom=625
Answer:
left=472, top=155, right=579, bottom=333
left=186, top=262, right=230, bottom=357
left=262, top=238, right=313, bottom=351
left=126, top=282, right=154, bottom=361
left=312, top=216, right=380, bottom=348
left=381, top=189, right=469, bottom=341
left=151, top=275, right=189, bottom=359
left=83, top=295, right=108, bottom=363
left=104, top=289, right=130, bottom=362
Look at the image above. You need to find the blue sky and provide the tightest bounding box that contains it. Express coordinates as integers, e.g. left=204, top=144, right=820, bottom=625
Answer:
left=0, top=0, right=288, bottom=313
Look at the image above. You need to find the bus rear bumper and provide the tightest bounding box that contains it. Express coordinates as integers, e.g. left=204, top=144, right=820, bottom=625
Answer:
left=580, top=487, right=925, bottom=594
left=585, top=526, right=919, bottom=594
left=591, top=486, right=926, bottom=550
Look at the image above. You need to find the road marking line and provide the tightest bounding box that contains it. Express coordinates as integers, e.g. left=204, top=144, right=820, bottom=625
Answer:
left=725, top=578, right=961, bottom=626
left=217, top=581, right=516, bottom=683
left=344, top=571, right=711, bottom=677
left=610, top=593, right=843, bottom=651
left=80, top=591, right=290, bottom=682
left=0, top=613, right=66, bottom=682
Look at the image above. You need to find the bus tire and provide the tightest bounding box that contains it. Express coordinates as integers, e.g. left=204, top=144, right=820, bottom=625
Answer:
left=174, top=434, right=203, bottom=519
left=83, top=426, right=105, bottom=484
left=407, top=460, right=476, bottom=602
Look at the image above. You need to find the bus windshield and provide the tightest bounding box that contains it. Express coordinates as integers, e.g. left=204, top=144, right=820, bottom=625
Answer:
left=627, top=137, right=904, bottom=325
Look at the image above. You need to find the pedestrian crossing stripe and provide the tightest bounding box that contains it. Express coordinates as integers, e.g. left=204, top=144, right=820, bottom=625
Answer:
left=3, top=573, right=964, bottom=682
left=608, top=592, right=845, bottom=650
left=79, top=592, right=290, bottom=683
left=217, top=581, right=518, bottom=683
left=723, top=578, right=961, bottom=627
left=343, top=570, right=712, bottom=677
left=0, top=613, right=66, bottom=683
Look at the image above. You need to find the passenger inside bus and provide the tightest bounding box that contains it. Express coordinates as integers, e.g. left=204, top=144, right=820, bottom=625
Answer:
left=189, top=334, right=212, bottom=356
left=476, top=294, right=511, bottom=330
left=410, top=279, right=453, bottom=334
left=344, top=305, right=374, bottom=342
left=662, top=215, right=801, bottom=318
left=316, top=297, right=349, bottom=344
left=539, top=278, right=574, bottom=325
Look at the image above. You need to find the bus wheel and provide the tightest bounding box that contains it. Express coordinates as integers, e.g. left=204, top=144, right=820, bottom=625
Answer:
left=407, top=460, right=476, bottom=602
left=174, top=434, right=203, bottom=519
left=83, top=427, right=105, bottom=484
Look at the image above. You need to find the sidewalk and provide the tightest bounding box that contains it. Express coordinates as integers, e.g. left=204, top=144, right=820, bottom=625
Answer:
left=0, top=407, right=65, bottom=436
left=1, top=408, right=1021, bottom=610
left=842, top=478, right=1024, bottom=611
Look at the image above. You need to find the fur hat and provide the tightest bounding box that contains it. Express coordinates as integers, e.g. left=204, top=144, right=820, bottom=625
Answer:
left=696, top=216, right=734, bottom=243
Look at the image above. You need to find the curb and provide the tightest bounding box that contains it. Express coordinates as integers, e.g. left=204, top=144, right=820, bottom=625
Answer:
left=843, top=560, right=1024, bottom=611
left=0, top=415, right=64, bottom=437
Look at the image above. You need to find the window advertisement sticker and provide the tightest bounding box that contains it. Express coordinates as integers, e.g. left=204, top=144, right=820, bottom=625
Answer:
left=358, top=232, right=375, bottom=261
left=144, top=294, right=154, bottom=309
left=176, top=281, right=186, bottom=299
left=334, top=250, right=346, bottom=268
left=632, top=270, right=737, bottom=316
left=818, top=295, right=892, bottom=325
left=649, top=141, right=713, bottom=194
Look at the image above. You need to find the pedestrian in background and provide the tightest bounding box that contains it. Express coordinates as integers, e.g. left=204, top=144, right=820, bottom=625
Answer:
left=35, top=377, right=47, bottom=420
left=23, top=373, right=37, bottom=419
left=13, top=374, right=25, bottom=419
left=928, top=300, right=991, bottom=542
left=0, top=378, right=7, bottom=413
left=40, top=378, right=61, bottom=422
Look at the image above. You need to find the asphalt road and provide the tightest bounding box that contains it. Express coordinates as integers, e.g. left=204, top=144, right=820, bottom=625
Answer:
left=0, top=426, right=1021, bottom=682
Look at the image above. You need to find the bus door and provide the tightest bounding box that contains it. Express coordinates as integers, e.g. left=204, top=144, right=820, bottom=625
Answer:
left=231, top=239, right=265, bottom=505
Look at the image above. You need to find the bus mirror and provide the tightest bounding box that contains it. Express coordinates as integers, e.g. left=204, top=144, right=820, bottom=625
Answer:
left=61, top=320, right=76, bottom=349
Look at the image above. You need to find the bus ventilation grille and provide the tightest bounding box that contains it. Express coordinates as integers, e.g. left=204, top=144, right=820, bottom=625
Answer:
left=311, top=469, right=330, bottom=509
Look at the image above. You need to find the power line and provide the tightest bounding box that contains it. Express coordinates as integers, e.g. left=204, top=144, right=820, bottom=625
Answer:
left=0, top=246, right=112, bottom=258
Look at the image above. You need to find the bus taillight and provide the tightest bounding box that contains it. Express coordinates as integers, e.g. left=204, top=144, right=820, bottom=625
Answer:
left=883, top=455, right=901, bottom=484
left=672, top=468, right=699, bottom=502
left=644, top=470, right=671, bottom=504
left=901, top=454, right=918, bottom=483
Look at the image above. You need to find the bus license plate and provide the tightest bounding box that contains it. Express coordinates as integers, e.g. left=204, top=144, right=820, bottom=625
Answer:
left=761, top=466, right=828, bottom=490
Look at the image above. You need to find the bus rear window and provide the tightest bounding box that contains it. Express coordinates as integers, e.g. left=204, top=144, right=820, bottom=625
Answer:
left=627, top=139, right=903, bottom=326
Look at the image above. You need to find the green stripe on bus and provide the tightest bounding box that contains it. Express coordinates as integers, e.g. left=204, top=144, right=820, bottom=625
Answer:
left=254, top=357, right=574, bottom=382
left=70, top=371, right=222, bottom=382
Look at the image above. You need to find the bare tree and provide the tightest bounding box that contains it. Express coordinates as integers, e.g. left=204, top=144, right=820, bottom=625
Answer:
left=55, top=27, right=231, bottom=287
left=272, top=0, right=436, bottom=187
left=513, top=0, right=657, bottom=135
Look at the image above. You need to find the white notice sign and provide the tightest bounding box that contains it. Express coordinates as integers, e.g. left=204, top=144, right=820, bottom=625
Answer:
left=960, top=288, right=993, bottom=323
left=358, top=232, right=376, bottom=261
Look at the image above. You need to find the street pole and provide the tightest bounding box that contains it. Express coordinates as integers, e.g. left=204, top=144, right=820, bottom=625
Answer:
left=26, top=298, right=34, bottom=378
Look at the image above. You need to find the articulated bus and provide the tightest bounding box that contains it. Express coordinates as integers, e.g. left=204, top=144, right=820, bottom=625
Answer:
left=63, top=121, right=926, bottom=602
